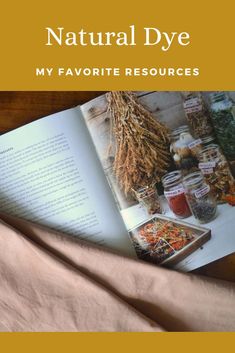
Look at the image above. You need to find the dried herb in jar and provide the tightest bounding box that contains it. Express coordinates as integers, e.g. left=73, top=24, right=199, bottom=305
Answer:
left=183, top=172, right=217, bottom=223
left=170, top=127, right=200, bottom=174
left=198, top=145, right=235, bottom=203
left=133, top=186, right=163, bottom=215
left=210, top=92, right=235, bottom=161
left=162, top=171, right=191, bottom=218
left=183, top=94, right=214, bottom=138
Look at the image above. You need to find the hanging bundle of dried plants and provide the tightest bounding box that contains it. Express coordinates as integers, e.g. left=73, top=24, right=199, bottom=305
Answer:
left=106, top=91, right=171, bottom=195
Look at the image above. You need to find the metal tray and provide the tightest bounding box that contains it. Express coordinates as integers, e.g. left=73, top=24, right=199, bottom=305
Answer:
left=129, top=214, right=211, bottom=267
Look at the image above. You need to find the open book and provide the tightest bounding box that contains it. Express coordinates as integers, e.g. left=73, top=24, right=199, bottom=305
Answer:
left=0, top=91, right=234, bottom=271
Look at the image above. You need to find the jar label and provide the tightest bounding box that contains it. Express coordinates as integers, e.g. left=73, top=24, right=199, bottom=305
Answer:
left=184, top=97, right=203, bottom=114
left=194, top=184, right=210, bottom=199
left=201, top=168, right=214, bottom=175
left=164, top=186, right=185, bottom=197
left=184, top=104, right=203, bottom=114
left=188, top=139, right=202, bottom=149
left=184, top=97, right=201, bottom=108
left=199, top=161, right=216, bottom=169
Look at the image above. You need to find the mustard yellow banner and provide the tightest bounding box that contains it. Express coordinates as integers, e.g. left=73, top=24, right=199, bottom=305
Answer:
left=0, top=0, right=234, bottom=90
left=1, top=333, right=235, bottom=352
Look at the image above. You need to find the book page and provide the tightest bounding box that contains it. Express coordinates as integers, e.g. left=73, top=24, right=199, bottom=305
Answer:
left=0, top=107, right=136, bottom=257
left=81, top=92, right=235, bottom=270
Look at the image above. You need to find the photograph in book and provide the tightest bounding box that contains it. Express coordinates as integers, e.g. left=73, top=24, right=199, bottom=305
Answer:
left=81, top=91, right=235, bottom=271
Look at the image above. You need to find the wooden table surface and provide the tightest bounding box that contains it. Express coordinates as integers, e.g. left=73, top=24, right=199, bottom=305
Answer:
left=0, top=91, right=234, bottom=282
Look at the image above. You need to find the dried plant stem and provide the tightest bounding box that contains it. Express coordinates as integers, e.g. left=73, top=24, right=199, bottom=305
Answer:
left=107, top=91, right=171, bottom=195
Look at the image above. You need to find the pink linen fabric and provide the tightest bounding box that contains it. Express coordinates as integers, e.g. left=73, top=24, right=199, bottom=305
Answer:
left=0, top=213, right=235, bottom=332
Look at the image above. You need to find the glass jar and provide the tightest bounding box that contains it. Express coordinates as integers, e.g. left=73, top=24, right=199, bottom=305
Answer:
left=183, top=172, right=217, bottom=223
left=133, top=185, right=163, bottom=215
left=170, top=127, right=200, bottom=174
left=198, top=144, right=235, bottom=203
left=183, top=94, right=214, bottom=138
left=201, top=135, right=217, bottom=148
left=210, top=92, right=235, bottom=161
left=187, top=138, right=203, bottom=159
left=162, top=171, right=191, bottom=218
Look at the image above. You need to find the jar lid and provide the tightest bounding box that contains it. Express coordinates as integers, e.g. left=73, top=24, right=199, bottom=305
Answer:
left=198, top=144, right=221, bottom=162
left=210, top=92, right=232, bottom=111
left=210, top=92, right=227, bottom=102
left=162, top=170, right=182, bottom=187
left=170, top=125, right=190, bottom=141
left=199, top=144, right=220, bottom=154
left=201, top=135, right=216, bottom=145
left=175, top=125, right=189, bottom=133
left=183, top=171, right=204, bottom=188
left=133, top=185, right=156, bottom=199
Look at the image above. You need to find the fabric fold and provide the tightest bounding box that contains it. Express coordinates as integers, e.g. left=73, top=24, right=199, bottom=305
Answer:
left=0, top=213, right=235, bottom=332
